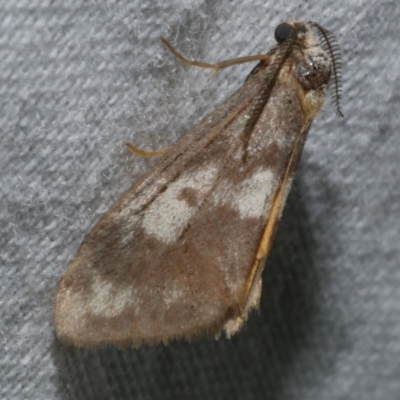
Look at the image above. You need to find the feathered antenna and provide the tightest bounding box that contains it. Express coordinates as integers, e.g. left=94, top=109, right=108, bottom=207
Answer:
left=310, top=22, right=344, bottom=117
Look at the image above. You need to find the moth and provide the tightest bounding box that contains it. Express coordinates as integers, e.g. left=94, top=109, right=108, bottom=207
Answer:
left=55, top=19, right=343, bottom=347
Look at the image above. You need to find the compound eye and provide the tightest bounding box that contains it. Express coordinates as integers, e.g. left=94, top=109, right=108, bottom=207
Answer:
left=274, top=22, right=293, bottom=43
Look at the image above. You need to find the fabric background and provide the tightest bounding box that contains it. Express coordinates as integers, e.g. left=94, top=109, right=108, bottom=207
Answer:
left=1, top=0, right=399, bottom=399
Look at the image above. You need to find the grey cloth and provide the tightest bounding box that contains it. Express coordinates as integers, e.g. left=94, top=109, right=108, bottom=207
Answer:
left=2, top=1, right=400, bottom=399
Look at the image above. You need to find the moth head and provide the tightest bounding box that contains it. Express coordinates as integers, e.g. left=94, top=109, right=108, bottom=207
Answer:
left=274, top=20, right=343, bottom=117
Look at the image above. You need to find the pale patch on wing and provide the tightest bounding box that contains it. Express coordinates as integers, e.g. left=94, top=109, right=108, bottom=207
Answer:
left=88, top=273, right=137, bottom=318
left=56, top=289, right=87, bottom=331
left=234, top=169, right=275, bottom=218
left=212, top=169, right=275, bottom=219
left=141, top=164, right=218, bottom=243
left=119, top=214, right=140, bottom=245
left=163, top=281, right=184, bottom=307
left=117, top=177, right=169, bottom=239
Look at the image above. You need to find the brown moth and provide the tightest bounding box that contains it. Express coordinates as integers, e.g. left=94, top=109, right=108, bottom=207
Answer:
left=55, top=19, right=343, bottom=347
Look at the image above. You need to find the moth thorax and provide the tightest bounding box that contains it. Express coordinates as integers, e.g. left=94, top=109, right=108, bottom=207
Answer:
left=294, top=49, right=331, bottom=92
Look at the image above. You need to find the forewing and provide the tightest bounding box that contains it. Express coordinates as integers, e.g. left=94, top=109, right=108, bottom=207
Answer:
left=55, top=61, right=307, bottom=347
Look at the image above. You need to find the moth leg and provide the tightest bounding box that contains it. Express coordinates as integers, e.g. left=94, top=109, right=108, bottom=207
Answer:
left=160, top=37, right=271, bottom=76
left=125, top=143, right=171, bottom=157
